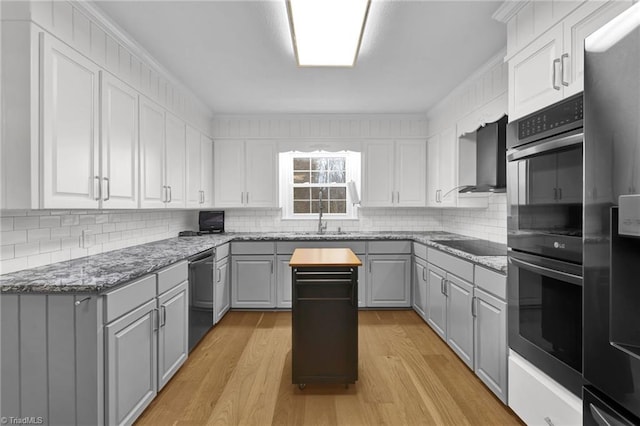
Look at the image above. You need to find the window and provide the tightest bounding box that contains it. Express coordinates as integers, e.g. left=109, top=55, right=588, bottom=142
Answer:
left=280, top=151, right=360, bottom=219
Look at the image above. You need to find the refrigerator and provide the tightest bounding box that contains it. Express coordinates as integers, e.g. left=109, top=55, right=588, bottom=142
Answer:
left=584, top=3, right=640, bottom=424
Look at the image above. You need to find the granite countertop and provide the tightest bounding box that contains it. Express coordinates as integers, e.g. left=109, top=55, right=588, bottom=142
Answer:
left=0, top=231, right=506, bottom=294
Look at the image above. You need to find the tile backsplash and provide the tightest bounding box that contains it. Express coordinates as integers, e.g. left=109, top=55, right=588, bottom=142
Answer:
left=0, top=194, right=506, bottom=274
left=0, top=210, right=197, bottom=274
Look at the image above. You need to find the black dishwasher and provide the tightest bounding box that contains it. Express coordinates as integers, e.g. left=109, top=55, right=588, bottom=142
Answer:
left=188, top=250, right=214, bottom=352
left=292, top=267, right=358, bottom=388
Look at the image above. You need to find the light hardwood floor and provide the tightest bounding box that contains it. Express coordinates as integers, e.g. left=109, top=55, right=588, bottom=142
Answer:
left=137, top=310, right=523, bottom=425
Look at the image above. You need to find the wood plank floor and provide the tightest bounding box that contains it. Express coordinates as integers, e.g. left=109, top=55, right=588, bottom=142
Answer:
left=136, top=310, right=523, bottom=425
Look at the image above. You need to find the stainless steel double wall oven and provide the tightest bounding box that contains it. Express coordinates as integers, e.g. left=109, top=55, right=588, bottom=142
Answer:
left=506, top=93, right=584, bottom=396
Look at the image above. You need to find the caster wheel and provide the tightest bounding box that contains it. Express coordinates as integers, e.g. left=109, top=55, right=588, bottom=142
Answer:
left=298, top=383, right=306, bottom=390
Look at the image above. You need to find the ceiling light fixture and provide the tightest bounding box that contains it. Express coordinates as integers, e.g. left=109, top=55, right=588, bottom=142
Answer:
left=286, top=0, right=371, bottom=67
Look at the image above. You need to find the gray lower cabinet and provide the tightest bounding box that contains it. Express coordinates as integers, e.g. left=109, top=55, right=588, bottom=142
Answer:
left=474, top=286, right=508, bottom=403
left=412, top=256, right=428, bottom=319
left=277, top=254, right=293, bottom=308
left=214, top=255, right=231, bottom=322
left=446, top=274, right=474, bottom=368
left=157, top=281, right=189, bottom=390
left=231, top=255, right=276, bottom=308
left=426, top=263, right=447, bottom=339
left=367, top=254, right=411, bottom=307
left=106, top=299, right=158, bottom=426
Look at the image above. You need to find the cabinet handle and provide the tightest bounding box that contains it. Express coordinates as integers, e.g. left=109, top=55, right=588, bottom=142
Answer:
left=201, top=190, right=205, bottom=204
left=241, top=192, right=244, bottom=203
left=552, top=58, right=561, bottom=90
left=217, top=268, right=222, bottom=283
left=440, top=277, right=445, bottom=295
left=168, top=186, right=172, bottom=203
left=246, top=192, right=249, bottom=204
left=103, top=177, right=110, bottom=201
left=94, top=176, right=101, bottom=200
left=443, top=279, right=448, bottom=297
left=397, top=192, right=400, bottom=204
left=162, top=186, right=168, bottom=203
left=560, top=53, right=569, bottom=87
left=74, top=296, right=91, bottom=306
left=392, top=192, right=395, bottom=203
left=422, top=267, right=426, bottom=282
left=471, top=296, right=477, bottom=317
left=160, top=305, right=167, bottom=327
left=558, top=187, right=562, bottom=200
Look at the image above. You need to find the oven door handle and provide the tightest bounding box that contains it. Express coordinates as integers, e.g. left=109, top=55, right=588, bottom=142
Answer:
left=507, top=131, right=583, bottom=161
left=509, top=256, right=582, bottom=285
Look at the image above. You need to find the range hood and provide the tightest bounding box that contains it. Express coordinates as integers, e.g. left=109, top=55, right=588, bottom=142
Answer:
left=460, top=115, right=507, bottom=193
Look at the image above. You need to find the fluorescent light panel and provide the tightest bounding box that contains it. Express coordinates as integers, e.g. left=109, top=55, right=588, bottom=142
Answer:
left=287, top=0, right=370, bottom=67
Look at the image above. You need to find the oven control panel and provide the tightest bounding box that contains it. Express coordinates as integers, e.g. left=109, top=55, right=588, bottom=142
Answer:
left=518, top=94, right=583, bottom=140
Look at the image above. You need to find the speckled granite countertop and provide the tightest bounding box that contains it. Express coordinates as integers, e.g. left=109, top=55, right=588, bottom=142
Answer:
left=0, top=231, right=506, bottom=294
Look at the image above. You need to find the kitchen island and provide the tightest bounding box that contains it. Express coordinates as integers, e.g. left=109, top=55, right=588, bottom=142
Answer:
left=290, top=248, right=362, bottom=389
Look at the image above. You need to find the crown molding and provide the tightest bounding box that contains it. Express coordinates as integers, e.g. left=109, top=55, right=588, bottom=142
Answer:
left=492, top=0, right=528, bottom=23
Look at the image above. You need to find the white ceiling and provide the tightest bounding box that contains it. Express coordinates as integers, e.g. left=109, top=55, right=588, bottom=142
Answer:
left=94, top=0, right=506, bottom=115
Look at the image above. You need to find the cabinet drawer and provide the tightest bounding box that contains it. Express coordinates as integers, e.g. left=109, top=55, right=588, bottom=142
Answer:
left=413, top=242, right=427, bottom=261
left=157, top=261, right=188, bottom=295
left=368, top=240, right=411, bottom=254
left=216, top=243, right=230, bottom=260
left=427, top=248, right=473, bottom=282
left=231, top=241, right=275, bottom=255
left=276, top=240, right=366, bottom=254
left=509, top=351, right=582, bottom=425
left=104, top=275, right=156, bottom=323
left=475, top=266, right=506, bottom=300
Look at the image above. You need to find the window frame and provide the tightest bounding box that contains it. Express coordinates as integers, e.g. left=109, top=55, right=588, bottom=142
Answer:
left=280, top=150, right=360, bottom=220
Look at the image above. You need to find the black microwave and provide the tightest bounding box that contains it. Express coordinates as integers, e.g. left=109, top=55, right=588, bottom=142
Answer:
left=199, top=211, right=224, bottom=233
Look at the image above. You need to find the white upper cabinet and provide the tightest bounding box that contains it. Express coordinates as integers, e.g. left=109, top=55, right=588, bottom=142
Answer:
left=101, top=72, right=139, bottom=209
left=139, top=97, right=166, bottom=208
left=139, top=100, right=188, bottom=209
left=164, top=113, right=186, bottom=208
left=41, top=34, right=100, bottom=208
left=200, top=136, right=214, bottom=207
left=214, top=140, right=277, bottom=208
left=427, top=128, right=457, bottom=207
left=185, top=127, right=213, bottom=208
left=362, top=141, right=394, bottom=207
left=506, top=0, right=632, bottom=119
left=362, top=140, right=426, bottom=207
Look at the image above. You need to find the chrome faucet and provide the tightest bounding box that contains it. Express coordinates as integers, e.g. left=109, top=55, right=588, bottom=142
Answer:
left=317, top=190, right=327, bottom=234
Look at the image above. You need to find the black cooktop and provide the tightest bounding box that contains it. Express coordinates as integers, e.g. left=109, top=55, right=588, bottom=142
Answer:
left=432, top=239, right=507, bottom=257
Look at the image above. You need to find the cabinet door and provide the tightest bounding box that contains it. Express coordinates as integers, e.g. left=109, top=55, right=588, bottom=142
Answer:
left=185, top=126, right=202, bottom=208
left=158, top=281, right=188, bottom=390
left=245, top=140, right=277, bottom=207
left=42, top=35, right=100, bottom=208
left=165, top=113, right=186, bottom=208
left=276, top=255, right=292, bottom=308
left=438, top=127, right=458, bottom=207
left=426, top=134, right=440, bottom=207
left=367, top=255, right=411, bottom=307
left=215, top=257, right=230, bottom=323
left=200, top=135, right=214, bottom=207
left=446, top=274, right=474, bottom=369
left=362, top=141, right=395, bottom=207
left=214, top=140, right=245, bottom=207
left=231, top=255, right=276, bottom=308
left=426, top=263, right=447, bottom=340
left=396, top=140, right=427, bottom=207
left=509, top=23, right=564, bottom=120
left=474, top=287, right=508, bottom=403
left=139, top=97, right=166, bottom=208
left=101, top=72, right=139, bottom=209
left=413, top=258, right=428, bottom=320
left=562, top=0, right=632, bottom=98
left=105, top=299, right=157, bottom=426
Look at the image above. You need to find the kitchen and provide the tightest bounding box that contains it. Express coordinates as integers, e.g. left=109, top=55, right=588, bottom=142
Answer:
left=0, top=0, right=637, bottom=425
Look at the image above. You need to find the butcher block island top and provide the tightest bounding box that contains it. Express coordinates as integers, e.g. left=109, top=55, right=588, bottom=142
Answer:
left=289, top=248, right=362, bottom=267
